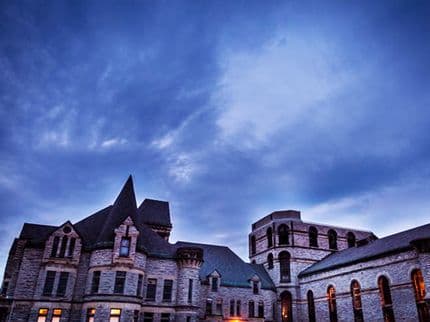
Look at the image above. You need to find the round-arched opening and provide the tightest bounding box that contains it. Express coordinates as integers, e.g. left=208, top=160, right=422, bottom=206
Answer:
left=280, top=291, right=293, bottom=322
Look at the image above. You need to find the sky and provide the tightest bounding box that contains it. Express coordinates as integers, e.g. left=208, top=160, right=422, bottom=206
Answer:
left=1, top=0, right=430, bottom=277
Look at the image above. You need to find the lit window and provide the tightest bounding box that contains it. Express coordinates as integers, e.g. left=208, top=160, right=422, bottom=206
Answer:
left=412, top=269, right=430, bottom=322
left=378, top=276, right=395, bottom=322
left=37, top=308, right=48, bottom=322
left=52, top=309, right=62, bottom=322
left=120, top=237, right=131, bottom=257
left=86, top=308, right=96, bottom=322
left=350, top=280, right=363, bottom=322
left=110, top=308, right=121, bottom=322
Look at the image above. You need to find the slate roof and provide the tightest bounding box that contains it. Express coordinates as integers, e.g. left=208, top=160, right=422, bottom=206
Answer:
left=300, top=223, right=430, bottom=277
left=175, top=241, right=275, bottom=290
left=138, top=198, right=171, bottom=227
left=19, top=223, right=57, bottom=246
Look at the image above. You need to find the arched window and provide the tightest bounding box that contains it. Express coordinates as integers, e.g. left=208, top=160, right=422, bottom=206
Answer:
left=251, top=236, right=256, bottom=255
left=248, top=300, right=255, bottom=318
left=267, top=253, right=274, bottom=269
left=328, top=230, right=338, bottom=250
left=267, top=227, right=273, bottom=248
left=307, top=290, right=316, bottom=322
left=279, top=251, right=291, bottom=282
left=347, top=232, right=356, bottom=248
left=327, top=285, right=338, bottom=322
left=278, top=224, right=289, bottom=245
left=412, top=269, right=430, bottom=322
left=309, top=226, right=318, bottom=247
left=258, top=301, right=264, bottom=318
left=378, top=276, right=395, bottom=322
left=280, top=291, right=292, bottom=322
left=351, top=280, right=364, bottom=322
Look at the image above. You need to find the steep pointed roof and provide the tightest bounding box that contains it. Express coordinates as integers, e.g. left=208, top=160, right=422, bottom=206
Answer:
left=138, top=198, right=171, bottom=227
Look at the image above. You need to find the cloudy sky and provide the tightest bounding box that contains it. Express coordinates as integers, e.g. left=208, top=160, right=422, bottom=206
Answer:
left=1, top=0, right=430, bottom=275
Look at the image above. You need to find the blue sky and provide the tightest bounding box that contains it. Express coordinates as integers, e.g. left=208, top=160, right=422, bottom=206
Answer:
left=1, top=0, right=430, bottom=276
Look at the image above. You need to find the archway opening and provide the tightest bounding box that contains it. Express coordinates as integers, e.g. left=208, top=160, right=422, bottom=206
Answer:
left=281, top=291, right=293, bottom=322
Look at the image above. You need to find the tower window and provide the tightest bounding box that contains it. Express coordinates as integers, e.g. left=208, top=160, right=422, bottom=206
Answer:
left=347, top=232, right=356, bottom=248
left=251, top=236, right=256, bottom=255
left=267, top=253, right=274, bottom=269
left=91, top=271, right=100, bottom=294
left=412, top=269, right=430, bottom=322
left=110, top=308, right=121, bottom=322
left=279, top=251, right=291, bottom=282
left=309, top=226, right=318, bottom=247
left=120, top=237, right=131, bottom=257
left=328, top=230, right=338, bottom=250
left=267, top=227, right=273, bottom=247
left=114, top=271, right=126, bottom=294
left=278, top=224, right=289, bottom=245
left=52, top=309, right=62, bottom=322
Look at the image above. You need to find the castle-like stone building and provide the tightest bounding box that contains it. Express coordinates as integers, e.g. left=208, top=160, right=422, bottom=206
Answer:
left=0, top=176, right=429, bottom=322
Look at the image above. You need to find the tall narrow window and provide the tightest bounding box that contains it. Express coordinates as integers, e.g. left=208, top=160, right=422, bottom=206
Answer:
left=347, top=232, right=356, bottom=248
left=68, top=237, right=76, bottom=257
left=327, top=285, right=338, bottom=322
left=120, top=237, right=130, bottom=257
left=110, top=308, right=121, bottom=322
left=137, top=274, right=143, bottom=296
left=163, top=279, right=173, bottom=302
left=267, top=227, right=273, bottom=247
left=58, top=236, right=68, bottom=258
left=307, top=290, right=316, bottom=322
left=86, top=308, right=96, bottom=322
left=412, top=269, right=430, bottom=322
left=253, top=281, right=259, bottom=294
left=378, top=276, right=395, bottom=322
left=188, top=279, right=193, bottom=303
left=267, top=253, right=274, bottom=269
left=56, top=272, right=69, bottom=297
left=51, top=236, right=60, bottom=257
left=279, top=251, right=291, bottom=282
left=251, top=236, right=256, bottom=255
left=216, top=299, right=223, bottom=315
left=351, top=280, right=364, bottom=322
left=114, top=271, right=126, bottom=294
left=161, top=313, right=170, bottom=322
left=258, top=301, right=264, bottom=318
left=212, top=277, right=218, bottom=292
left=146, top=278, right=157, bottom=301
left=278, top=224, right=289, bottom=245
left=37, top=308, right=49, bottom=322
left=133, top=310, right=140, bottom=322
left=309, top=226, right=318, bottom=247
left=249, top=300, right=255, bottom=318
left=236, top=300, right=241, bottom=317
left=52, top=309, right=62, bottom=322
left=230, top=300, right=235, bottom=316
left=206, top=299, right=213, bottom=315
left=43, top=271, right=56, bottom=296
left=328, top=230, right=338, bottom=250
left=91, top=271, right=100, bottom=293
left=143, top=313, right=154, bottom=322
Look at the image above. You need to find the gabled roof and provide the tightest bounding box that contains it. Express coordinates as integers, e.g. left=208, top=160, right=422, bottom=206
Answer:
left=19, top=223, right=57, bottom=245
left=175, top=241, right=275, bottom=290
left=138, top=198, right=171, bottom=227
left=299, top=223, right=430, bottom=277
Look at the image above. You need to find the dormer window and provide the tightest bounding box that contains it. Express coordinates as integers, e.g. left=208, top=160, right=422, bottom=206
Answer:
left=211, top=277, right=218, bottom=292
left=253, top=281, right=259, bottom=294
left=120, top=237, right=130, bottom=257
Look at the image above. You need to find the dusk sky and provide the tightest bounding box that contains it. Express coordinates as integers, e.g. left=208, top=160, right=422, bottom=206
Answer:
left=1, top=0, right=430, bottom=276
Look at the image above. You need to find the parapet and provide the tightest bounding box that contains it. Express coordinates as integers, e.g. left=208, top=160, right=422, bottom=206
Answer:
left=252, top=210, right=302, bottom=230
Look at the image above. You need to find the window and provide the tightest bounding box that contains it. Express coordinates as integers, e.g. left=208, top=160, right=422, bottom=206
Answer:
left=258, top=301, right=264, bottom=318
left=114, top=271, right=126, bottom=294
left=68, top=237, right=76, bottom=257
left=251, top=236, right=256, bottom=255
left=211, top=277, right=218, bottom=292
left=309, top=226, right=318, bottom=247
left=347, top=232, right=356, bottom=248
left=86, top=308, right=96, bottom=322
left=91, top=271, right=100, bottom=294
left=43, top=271, right=56, bottom=296
left=281, top=292, right=292, bottom=322
left=143, top=312, right=154, bottom=322
left=278, top=224, right=289, bottom=245
left=120, top=237, right=131, bottom=257
left=267, top=253, right=274, bottom=269
left=307, top=290, right=316, bottom=322
left=253, top=281, right=259, bottom=294
left=163, top=279, right=173, bottom=302
left=236, top=300, right=241, bottom=317
left=412, top=269, right=430, bottom=322
left=188, top=279, right=193, bottom=303
left=328, top=230, right=338, bottom=250
left=110, top=308, right=121, bottom=322
left=279, top=251, right=291, bottom=282
left=52, top=309, right=62, bottom=322
left=351, top=280, right=364, bottom=322
left=146, top=278, right=157, bottom=301
left=58, top=236, right=68, bottom=258
left=249, top=300, right=255, bottom=318
left=206, top=299, right=213, bottom=315
left=137, top=274, right=143, bottom=296
left=161, top=313, right=170, bottom=322
left=216, top=299, right=223, bottom=315
left=133, top=310, right=140, bottom=322
left=37, top=308, right=48, bottom=322
left=186, top=317, right=191, bottom=322
left=267, top=227, right=273, bottom=247
left=51, top=236, right=60, bottom=257
left=378, top=276, right=395, bottom=322
left=56, top=272, right=69, bottom=296
left=230, top=300, right=235, bottom=316
left=327, top=285, right=338, bottom=322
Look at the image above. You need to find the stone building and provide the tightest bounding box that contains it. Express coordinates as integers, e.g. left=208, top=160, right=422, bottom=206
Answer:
left=0, top=176, right=429, bottom=322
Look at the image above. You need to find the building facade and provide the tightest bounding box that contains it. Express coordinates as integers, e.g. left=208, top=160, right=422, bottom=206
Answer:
left=0, top=176, right=429, bottom=322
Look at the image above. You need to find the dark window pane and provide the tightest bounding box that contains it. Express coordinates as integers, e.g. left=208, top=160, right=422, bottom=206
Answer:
left=58, top=237, right=68, bottom=258
left=146, top=279, right=157, bottom=301
left=162, top=279, right=173, bottom=302
left=43, top=271, right=56, bottom=296
left=114, top=271, right=126, bottom=294
left=161, top=313, right=170, bottom=322
left=68, top=238, right=76, bottom=257
left=188, top=279, right=193, bottom=303
left=137, top=274, right=143, bottom=297
left=143, top=313, right=154, bottom=322
left=56, top=272, right=69, bottom=296
left=211, top=277, right=218, bottom=292
left=249, top=301, right=255, bottom=318
left=51, top=236, right=60, bottom=257
left=91, top=271, right=100, bottom=294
